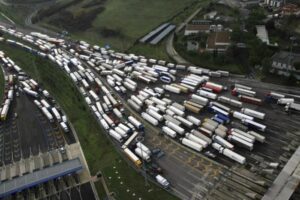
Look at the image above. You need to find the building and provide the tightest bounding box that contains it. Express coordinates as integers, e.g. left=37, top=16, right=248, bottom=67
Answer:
left=206, top=31, right=231, bottom=53
left=184, top=24, right=224, bottom=36
left=271, top=51, right=300, bottom=79
left=281, top=4, right=300, bottom=15
left=264, top=0, right=284, bottom=8
left=256, top=25, right=270, bottom=45
left=184, top=24, right=211, bottom=35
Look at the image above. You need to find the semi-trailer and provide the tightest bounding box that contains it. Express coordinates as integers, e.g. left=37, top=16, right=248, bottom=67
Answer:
left=241, top=108, right=265, bottom=120
left=230, top=128, right=256, bottom=142
left=285, top=102, right=300, bottom=113
left=135, top=147, right=151, bottom=162
left=136, top=142, right=151, bottom=155
left=208, top=106, right=229, bottom=117
left=277, top=98, right=294, bottom=105
left=146, top=109, right=163, bottom=122
left=214, top=128, right=227, bottom=138
left=239, top=95, right=262, bottom=106
left=212, top=143, right=245, bottom=164
left=109, top=129, right=123, bottom=143
left=156, top=175, right=170, bottom=188
left=103, top=114, right=115, bottom=127
left=187, top=115, right=201, bottom=126
left=127, top=99, right=141, bottom=112
left=163, top=115, right=181, bottom=125
left=168, top=106, right=185, bottom=117
left=142, top=112, right=159, bottom=126
left=124, top=148, right=142, bottom=168
left=212, top=135, right=234, bottom=149
left=218, top=96, right=242, bottom=108
left=128, top=116, right=144, bottom=130
left=151, top=97, right=167, bottom=106
left=41, top=107, right=54, bottom=123
left=100, top=119, right=109, bottom=130
left=248, top=131, right=265, bottom=143
left=210, top=102, right=231, bottom=112
left=199, top=127, right=213, bottom=136
left=198, top=89, right=217, bottom=100
left=228, top=135, right=253, bottom=151
left=234, top=84, right=252, bottom=91
left=51, top=107, right=61, bottom=122
left=184, top=100, right=203, bottom=109
left=184, top=103, right=201, bottom=114
left=23, top=87, right=39, bottom=98
left=171, top=84, right=189, bottom=93
left=242, top=119, right=266, bottom=132
left=232, top=111, right=254, bottom=121
left=174, top=116, right=193, bottom=128
left=190, top=94, right=208, bottom=106
left=113, top=108, right=123, bottom=119
left=232, top=88, right=256, bottom=97
left=191, top=129, right=212, bottom=144
left=203, top=82, right=223, bottom=93
left=162, top=126, right=177, bottom=138
left=115, top=127, right=128, bottom=138
left=166, top=121, right=185, bottom=135
left=122, top=132, right=139, bottom=149
left=181, top=138, right=203, bottom=152
left=185, top=133, right=208, bottom=148
left=163, top=85, right=181, bottom=94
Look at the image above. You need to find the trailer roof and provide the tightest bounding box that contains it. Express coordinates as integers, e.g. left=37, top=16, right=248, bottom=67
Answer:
left=0, top=158, right=82, bottom=198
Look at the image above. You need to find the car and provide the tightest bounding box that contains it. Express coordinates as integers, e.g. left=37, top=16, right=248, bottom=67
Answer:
left=204, top=151, right=216, bottom=158
left=151, top=148, right=161, bottom=155
left=156, top=151, right=165, bottom=159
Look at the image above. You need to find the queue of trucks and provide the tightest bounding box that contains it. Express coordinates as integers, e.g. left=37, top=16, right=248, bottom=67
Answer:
left=1, top=24, right=299, bottom=189
left=0, top=51, right=70, bottom=133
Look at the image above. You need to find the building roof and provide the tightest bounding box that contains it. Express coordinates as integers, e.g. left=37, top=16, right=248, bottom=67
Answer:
left=206, top=31, right=231, bottom=50
left=256, top=25, right=269, bottom=44
left=272, top=51, right=300, bottom=65
left=0, top=158, right=82, bottom=198
left=150, top=24, right=176, bottom=45
left=262, top=146, right=300, bottom=200
left=185, top=24, right=211, bottom=31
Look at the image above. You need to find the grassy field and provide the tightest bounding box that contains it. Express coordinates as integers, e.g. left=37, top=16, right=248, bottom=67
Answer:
left=0, top=43, right=178, bottom=200
left=37, top=0, right=197, bottom=51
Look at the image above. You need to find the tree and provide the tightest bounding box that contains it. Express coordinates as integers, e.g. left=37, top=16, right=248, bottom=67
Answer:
left=262, top=58, right=272, bottom=75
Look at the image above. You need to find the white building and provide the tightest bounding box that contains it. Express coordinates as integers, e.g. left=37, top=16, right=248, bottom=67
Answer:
left=264, top=0, right=284, bottom=8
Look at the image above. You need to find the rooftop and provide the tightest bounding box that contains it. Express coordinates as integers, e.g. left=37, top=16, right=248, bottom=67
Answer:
left=206, top=31, right=231, bottom=50
left=0, top=158, right=82, bottom=198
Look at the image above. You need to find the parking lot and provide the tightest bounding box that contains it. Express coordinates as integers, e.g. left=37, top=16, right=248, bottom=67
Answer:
left=92, top=66, right=300, bottom=199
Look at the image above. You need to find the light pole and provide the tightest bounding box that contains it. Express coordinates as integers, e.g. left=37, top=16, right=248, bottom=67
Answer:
left=135, top=136, right=149, bottom=187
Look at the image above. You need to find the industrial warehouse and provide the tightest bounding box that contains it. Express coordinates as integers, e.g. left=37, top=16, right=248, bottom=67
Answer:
left=0, top=22, right=299, bottom=200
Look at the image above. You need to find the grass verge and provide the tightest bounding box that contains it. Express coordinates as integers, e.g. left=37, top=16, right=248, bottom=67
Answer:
left=0, top=43, right=178, bottom=200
